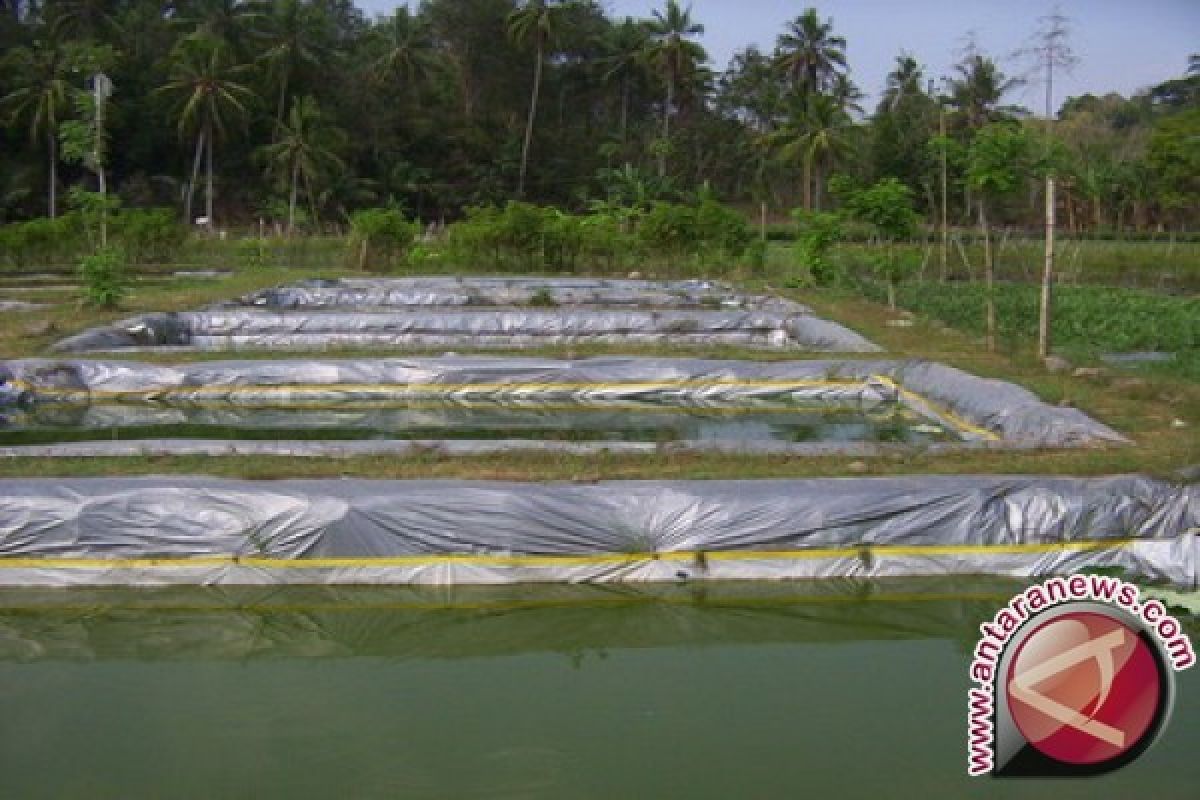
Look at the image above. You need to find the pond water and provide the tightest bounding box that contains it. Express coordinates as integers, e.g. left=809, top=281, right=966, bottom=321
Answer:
left=0, top=579, right=1194, bottom=798
left=0, top=405, right=960, bottom=446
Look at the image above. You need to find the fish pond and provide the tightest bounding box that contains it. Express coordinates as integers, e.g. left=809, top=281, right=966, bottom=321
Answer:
left=0, top=579, right=1195, bottom=798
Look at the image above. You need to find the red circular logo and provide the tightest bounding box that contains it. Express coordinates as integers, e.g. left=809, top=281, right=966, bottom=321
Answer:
left=1005, top=611, right=1164, bottom=766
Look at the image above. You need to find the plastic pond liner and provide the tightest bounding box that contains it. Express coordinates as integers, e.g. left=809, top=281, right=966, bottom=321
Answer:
left=50, top=277, right=882, bottom=353
left=0, top=356, right=1126, bottom=457
left=0, top=475, right=1194, bottom=588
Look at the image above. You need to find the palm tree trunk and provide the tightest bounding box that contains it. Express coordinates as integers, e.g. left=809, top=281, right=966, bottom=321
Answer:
left=801, top=154, right=812, bottom=211
left=620, top=75, right=629, bottom=144
left=276, top=72, right=289, bottom=131
left=303, top=169, right=320, bottom=232
left=518, top=40, right=543, bottom=199
left=185, top=127, right=205, bottom=225
left=204, top=114, right=214, bottom=230
left=813, top=159, right=823, bottom=211
left=288, top=159, right=299, bottom=235
left=659, top=71, right=673, bottom=178
left=979, top=198, right=996, bottom=352
left=47, top=131, right=57, bottom=218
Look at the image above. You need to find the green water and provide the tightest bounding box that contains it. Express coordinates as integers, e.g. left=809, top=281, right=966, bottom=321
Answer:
left=0, top=406, right=958, bottom=446
left=0, top=579, right=1194, bottom=799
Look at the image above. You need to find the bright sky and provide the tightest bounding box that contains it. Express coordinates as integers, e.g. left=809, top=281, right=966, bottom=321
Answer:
left=372, top=0, right=1199, bottom=113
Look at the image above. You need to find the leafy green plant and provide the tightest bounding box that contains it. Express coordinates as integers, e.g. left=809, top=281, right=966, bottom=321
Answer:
left=77, top=245, right=127, bottom=308
left=110, top=208, right=185, bottom=264
left=235, top=237, right=269, bottom=269
left=838, top=178, right=921, bottom=307
left=528, top=287, right=558, bottom=307
left=348, top=208, right=418, bottom=270
left=791, top=209, right=843, bottom=286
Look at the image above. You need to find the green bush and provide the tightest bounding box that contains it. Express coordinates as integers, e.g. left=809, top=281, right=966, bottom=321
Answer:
left=542, top=211, right=585, bottom=271
left=0, top=214, right=86, bottom=267
left=235, top=237, right=270, bottom=269
left=792, top=210, right=844, bottom=286
left=638, top=203, right=698, bottom=261
left=348, top=208, right=418, bottom=270
left=78, top=245, right=127, bottom=308
left=110, top=208, right=186, bottom=265
left=741, top=238, right=768, bottom=274
left=695, top=197, right=751, bottom=257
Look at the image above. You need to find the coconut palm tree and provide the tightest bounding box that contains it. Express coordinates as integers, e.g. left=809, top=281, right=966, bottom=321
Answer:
left=770, top=92, right=853, bottom=210
left=256, top=95, right=344, bottom=233
left=644, top=0, right=705, bottom=177
left=1, top=38, right=74, bottom=217
left=946, top=54, right=1021, bottom=130
left=880, top=54, right=924, bottom=112
left=48, top=0, right=118, bottom=41
left=507, top=0, right=568, bottom=198
left=157, top=38, right=254, bottom=227
left=174, top=0, right=262, bottom=55
left=255, top=0, right=326, bottom=130
left=599, top=16, right=649, bottom=144
left=774, top=8, right=846, bottom=96
left=371, top=6, right=438, bottom=90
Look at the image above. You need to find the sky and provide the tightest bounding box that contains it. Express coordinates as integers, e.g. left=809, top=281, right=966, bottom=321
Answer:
left=370, top=0, right=1199, bottom=113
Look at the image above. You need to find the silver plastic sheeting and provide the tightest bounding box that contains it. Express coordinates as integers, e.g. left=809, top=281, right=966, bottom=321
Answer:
left=52, top=308, right=880, bottom=353
left=235, top=277, right=809, bottom=313
left=0, top=356, right=1127, bottom=451
left=0, top=476, right=1194, bottom=587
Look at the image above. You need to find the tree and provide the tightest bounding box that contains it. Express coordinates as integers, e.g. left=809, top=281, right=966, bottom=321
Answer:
left=371, top=6, right=438, bottom=89
left=1147, top=109, right=1200, bottom=226
left=508, top=0, right=568, bottom=198
left=157, top=37, right=254, bottom=228
left=871, top=54, right=936, bottom=200
left=967, top=123, right=1030, bottom=351
left=256, top=95, right=344, bottom=233
left=599, top=16, right=649, bottom=145
left=174, top=0, right=261, bottom=55
left=1, top=38, right=74, bottom=217
left=840, top=177, right=921, bottom=308
left=255, top=0, right=327, bottom=130
left=644, top=0, right=705, bottom=177
left=946, top=53, right=1022, bottom=130
left=771, top=92, right=854, bottom=210
left=774, top=8, right=846, bottom=96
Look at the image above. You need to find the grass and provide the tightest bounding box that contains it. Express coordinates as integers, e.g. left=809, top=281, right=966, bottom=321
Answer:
left=0, top=252, right=1195, bottom=481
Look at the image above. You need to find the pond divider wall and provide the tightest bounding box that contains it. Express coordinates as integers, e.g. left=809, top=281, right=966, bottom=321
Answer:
left=51, top=309, right=881, bottom=353
left=0, top=476, right=1194, bottom=587
left=50, top=277, right=881, bottom=353
left=0, top=357, right=1126, bottom=456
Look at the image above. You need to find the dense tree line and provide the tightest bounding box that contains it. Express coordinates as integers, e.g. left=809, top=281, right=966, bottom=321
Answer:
left=1, top=1, right=1196, bottom=231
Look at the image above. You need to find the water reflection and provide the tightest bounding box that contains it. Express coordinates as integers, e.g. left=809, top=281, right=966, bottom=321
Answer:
left=0, top=578, right=1017, bottom=663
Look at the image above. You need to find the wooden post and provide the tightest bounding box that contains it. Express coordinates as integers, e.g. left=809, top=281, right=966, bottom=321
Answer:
left=1038, top=176, right=1055, bottom=359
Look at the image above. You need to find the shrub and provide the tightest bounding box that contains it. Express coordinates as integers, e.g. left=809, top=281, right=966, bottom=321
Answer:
left=542, top=211, right=585, bottom=271
left=741, top=238, right=768, bottom=274
left=78, top=245, right=127, bottom=308
left=792, top=210, right=844, bottom=286
left=110, top=208, right=186, bottom=265
left=235, top=237, right=270, bottom=270
left=0, top=214, right=86, bottom=267
left=695, top=198, right=751, bottom=257
left=638, top=202, right=697, bottom=262
left=348, top=208, right=418, bottom=270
